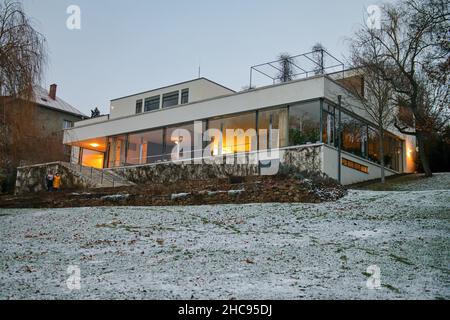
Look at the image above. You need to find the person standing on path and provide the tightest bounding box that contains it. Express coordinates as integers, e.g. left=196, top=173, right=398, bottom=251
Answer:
left=45, top=172, right=54, bottom=192
left=53, top=173, right=62, bottom=192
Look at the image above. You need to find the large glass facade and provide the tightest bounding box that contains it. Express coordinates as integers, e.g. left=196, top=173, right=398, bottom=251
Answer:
left=258, top=107, right=288, bottom=149
left=99, top=98, right=403, bottom=172
left=384, top=133, right=403, bottom=172
left=208, top=112, right=257, bottom=155
left=322, top=106, right=403, bottom=172
left=107, top=135, right=127, bottom=167
left=368, top=128, right=380, bottom=164
left=165, top=123, right=194, bottom=161
left=126, top=129, right=164, bottom=165
left=340, top=112, right=368, bottom=159
left=322, top=103, right=336, bottom=146
left=289, top=101, right=321, bottom=145
left=81, top=149, right=104, bottom=169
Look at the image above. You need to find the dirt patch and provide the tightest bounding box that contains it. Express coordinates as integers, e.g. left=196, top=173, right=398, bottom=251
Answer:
left=0, top=174, right=347, bottom=209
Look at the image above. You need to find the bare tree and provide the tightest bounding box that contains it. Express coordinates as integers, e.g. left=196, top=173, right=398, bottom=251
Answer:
left=312, top=43, right=326, bottom=75
left=0, top=0, right=46, bottom=98
left=0, top=0, right=47, bottom=192
left=351, top=0, right=449, bottom=177
left=277, top=53, right=294, bottom=83
left=348, top=33, right=394, bottom=183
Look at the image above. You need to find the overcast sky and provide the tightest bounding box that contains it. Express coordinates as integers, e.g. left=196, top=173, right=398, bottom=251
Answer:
left=22, top=0, right=383, bottom=116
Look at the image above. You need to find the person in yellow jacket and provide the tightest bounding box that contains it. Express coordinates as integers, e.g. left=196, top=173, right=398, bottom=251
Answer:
left=52, top=173, right=62, bottom=192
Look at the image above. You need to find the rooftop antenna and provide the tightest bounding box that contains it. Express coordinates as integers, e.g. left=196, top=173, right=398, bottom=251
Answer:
left=197, top=57, right=202, bottom=78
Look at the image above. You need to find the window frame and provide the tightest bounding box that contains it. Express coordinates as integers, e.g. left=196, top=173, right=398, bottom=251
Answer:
left=144, top=95, right=160, bottom=112
left=162, top=91, right=180, bottom=108
left=181, top=88, right=189, bottom=104
left=135, top=99, right=143, bottom=114
left=63, top=120, right=74, bottom=129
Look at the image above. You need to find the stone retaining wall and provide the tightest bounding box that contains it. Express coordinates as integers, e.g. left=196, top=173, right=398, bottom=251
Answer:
left=15, top=145, right=323, bottom=192
left=112, top=145, right=322, bottom=185
left=15, top=162, right=95, bottom=194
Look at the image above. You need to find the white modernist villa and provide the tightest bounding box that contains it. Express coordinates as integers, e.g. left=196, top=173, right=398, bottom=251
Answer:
left=63, top=53, right=417, bottom=185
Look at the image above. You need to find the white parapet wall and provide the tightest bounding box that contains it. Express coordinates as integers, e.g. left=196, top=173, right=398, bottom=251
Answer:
left=321, top=144, right=398, bottom=185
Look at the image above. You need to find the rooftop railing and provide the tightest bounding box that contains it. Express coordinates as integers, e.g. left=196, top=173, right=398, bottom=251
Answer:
left=249, top=49, right=345, bottom=89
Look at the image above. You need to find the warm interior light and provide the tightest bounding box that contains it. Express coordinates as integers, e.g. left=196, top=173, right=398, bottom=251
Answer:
left=90, top=143, right=100, bottom=148
left=82, top=153, right=104, bottom=169
left=407, top=148, right=413, bottom=158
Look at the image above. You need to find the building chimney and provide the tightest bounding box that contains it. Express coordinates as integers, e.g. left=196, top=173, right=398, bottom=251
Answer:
left=49, top=84, right=57, bottom=100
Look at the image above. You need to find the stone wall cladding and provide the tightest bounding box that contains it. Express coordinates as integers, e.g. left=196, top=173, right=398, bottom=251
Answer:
left=112, top=145, right=322, bottom=185
left=15, top=162, right=96, bottom=194
left=112, top=163, right=260, bottom=185
left=282, top=145, right=322, bottom=172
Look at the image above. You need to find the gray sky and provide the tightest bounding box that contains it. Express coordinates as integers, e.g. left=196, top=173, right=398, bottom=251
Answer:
left=22, top=0, right=382, bottom=116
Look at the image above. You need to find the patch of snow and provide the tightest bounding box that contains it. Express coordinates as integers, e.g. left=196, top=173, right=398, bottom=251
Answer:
left=0, top=184, right=449, bottom=299
left=100, top=194, right=130, bottom=201
left=228, top=189, right=245, bottom=196
left=171, top=193, right=190, bottom=200
left=345, top=229, right=389, bottom=239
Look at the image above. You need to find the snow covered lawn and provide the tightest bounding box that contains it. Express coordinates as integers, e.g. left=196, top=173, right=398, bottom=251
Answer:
left=0, top=179, right=449, bottom=299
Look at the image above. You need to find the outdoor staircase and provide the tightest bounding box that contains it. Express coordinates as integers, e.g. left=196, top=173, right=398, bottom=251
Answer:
left=62, top=162, right=135, bottom=188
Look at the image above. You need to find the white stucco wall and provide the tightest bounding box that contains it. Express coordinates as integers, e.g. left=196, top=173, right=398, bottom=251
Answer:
left=324, top=77, right=417, bottom=174
left=73, top=115, right=109, bottom=127
left=64, top=76, right=326, bottom=144
left=321, top=144, right=397, bottom=185
left=109, top=78, right=235, bottom=119
left=324, top=77, right=376, bottom=126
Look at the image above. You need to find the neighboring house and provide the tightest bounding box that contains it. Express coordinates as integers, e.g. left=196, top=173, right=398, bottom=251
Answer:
left=0, top=84, right=86, bottom=166
left=63, top=69, right=417, bottom=185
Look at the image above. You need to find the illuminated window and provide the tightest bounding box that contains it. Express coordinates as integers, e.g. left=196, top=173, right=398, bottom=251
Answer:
left=342, top=158, right=369, bottom=174
left=208, top=112, right=256, bottom=155
left=368, top=128, right=380, bottom=164
left=258, top=107, right=288, bottom=149
left=341, top=112, right=368, bottom=158
left=81, top=149, right=104, bottom=169
left=165, top=123, right=194, bottom=161
left=383, top=134, right=403, bottom=172
left=108, top=135, right=127, bottom=167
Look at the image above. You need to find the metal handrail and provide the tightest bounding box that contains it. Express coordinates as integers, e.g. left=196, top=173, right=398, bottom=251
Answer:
left=66, top=162, right=120, bottom=187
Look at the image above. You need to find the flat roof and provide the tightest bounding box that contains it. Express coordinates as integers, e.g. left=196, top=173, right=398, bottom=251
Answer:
left=110, top=77, right=236, bottom=102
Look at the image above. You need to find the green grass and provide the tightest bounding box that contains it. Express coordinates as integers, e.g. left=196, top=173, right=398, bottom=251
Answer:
left=382, top=284, right=401, bottom=293
left=389, top=253, right=414, bottom=266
